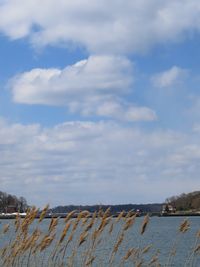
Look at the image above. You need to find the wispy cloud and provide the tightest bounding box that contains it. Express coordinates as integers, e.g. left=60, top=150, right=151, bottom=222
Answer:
left=151, top=66, right=188, bottom=88
left=0, top=118, right=199, bottom=206
left=96, top=102, right=157, bottom=122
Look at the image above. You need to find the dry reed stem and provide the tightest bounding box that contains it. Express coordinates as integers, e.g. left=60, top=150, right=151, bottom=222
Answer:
left=64, top=210, right=77, bottom=223
left=125, top=210, right=135, bottom=218
left=166, top=229, right=182, bottom=267
left=116, top=211, right=125, bottom=222
left=72, top=216, right=81, bottom=232
left=149, top=254, right=159, bottom=265
left=84, top=212, right=96, bottom=232
left=91, top=229, right=99, bottom=244
left=142, top=244, right=152, bottom=254
left=3, top=224, right=9, bottom=234
left=30, top=229, right=41, bottom=249
left=197, top=230, right=200, bottom=238
left=98, top=207, right=104, bottom=218
left=20, top=207, right=38, bottom=238
left=39, top=204, right=49, bottom=222
left=123, top=214, right=136, bottom=231
left=79, top=210, right=90, bottom=219
left=140, top=214, right=150, bottom=235
left=113, top=232, right=124, bottom=254
left=179, top=219, right=190, bottom=233
left=84, top=215, right=111, bottom=266
left=48, top=217, right=58, bottom=233
left=78, top=230, right=88, bottom=246
left=8, top=235, right=21, bottom=258
left=194, top=244, right=200, bottom=253
left=130, top=248, right=140, bottom=262
left=122, top=248, right=135, bottom=261
left=184, top=227, right=200, bottom=266
left=109, top=222, right=114, bottom=234
left=40, top=233, right=55, bottom=251
left=81, top=217, right=89, bottom=226
left=23, top=236, right=35, bottom=252
left=59, top=221, right=71, bottom=244
left=28, top=207, right=39, bottom=224
left=85, top=255, right=96, bottom=266
left=1, top=246, right=8, bottom=258
left=14, top=213, right=21, bottom=232
left=98, top=216, right=112, bottom=234
left=103, top=207, right=111, bottom=219
left=136, top=260, right=143, bottom=267
left=54, top=222, right=78, bottom=262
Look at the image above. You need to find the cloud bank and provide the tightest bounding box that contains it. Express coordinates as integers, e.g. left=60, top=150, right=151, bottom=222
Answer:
left=0, top=1, right=200, bottom=53
left=0, top=118, right=199, bottom=206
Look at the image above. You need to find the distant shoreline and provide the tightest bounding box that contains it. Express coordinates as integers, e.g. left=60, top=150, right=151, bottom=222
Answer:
left=0, top=211, right=200, bottom=219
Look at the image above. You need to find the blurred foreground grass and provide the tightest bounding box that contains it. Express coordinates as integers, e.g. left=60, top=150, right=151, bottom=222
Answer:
left=0, top=205, right=199, bottom=267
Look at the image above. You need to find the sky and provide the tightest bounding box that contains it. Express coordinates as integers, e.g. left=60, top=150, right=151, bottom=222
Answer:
left=0, top=0, right=200, bottom=207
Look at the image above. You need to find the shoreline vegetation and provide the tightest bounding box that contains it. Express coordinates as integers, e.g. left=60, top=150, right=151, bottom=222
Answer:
left=0, top=205, right=200, bottom=267
left=0, top=210, right=200, bottom=220
left=0, top=190, right=200, bottom=219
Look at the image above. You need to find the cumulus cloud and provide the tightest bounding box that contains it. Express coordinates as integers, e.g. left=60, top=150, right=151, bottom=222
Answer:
left=0, top=118, right=199, bottom=206
left=96, top=102, right=157, bottom=122
left=151, top=66, right=188, bottom=88
left=11, top=55, right=133, bottom=105
left=0, top=1, right=200, bottom=53
left=10, top=55, right=156, bottom=122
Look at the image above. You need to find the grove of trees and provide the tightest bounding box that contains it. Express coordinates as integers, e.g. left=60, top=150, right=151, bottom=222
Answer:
left=166, top=191, right=200, bottom=211
left=0, top=191, right=28, bottom=213
left=52, top=203, right=163, bottom=214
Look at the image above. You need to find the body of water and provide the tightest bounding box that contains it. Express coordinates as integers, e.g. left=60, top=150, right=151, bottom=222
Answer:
left=0, top=216, right=199, bottom=266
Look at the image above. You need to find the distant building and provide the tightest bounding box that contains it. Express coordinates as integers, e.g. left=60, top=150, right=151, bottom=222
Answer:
left=6, top=205, right=18, bottom=213
left=162, top=204, right=176, bottom=214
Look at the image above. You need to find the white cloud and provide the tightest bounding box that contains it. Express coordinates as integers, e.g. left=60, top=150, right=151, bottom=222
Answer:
left=151, top=66, right=188, bottom=88
left=124, top=106, right=157, bottom=122
left=0, top=1, right=200, bottom=53
left=10, top=55, right=156, bottom=122
left=0, top=118, right=199, bottom=206
left=95, top=102, right=157, bottom=122
left=11, top=55, right=133, bottom=105
left=1, top=1, right=200, bottom=207
left=84, top=101, right=157, bottom=122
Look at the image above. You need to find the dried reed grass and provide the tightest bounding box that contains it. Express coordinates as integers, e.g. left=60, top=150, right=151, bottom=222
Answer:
left=0, top=208, right=199, bottom=267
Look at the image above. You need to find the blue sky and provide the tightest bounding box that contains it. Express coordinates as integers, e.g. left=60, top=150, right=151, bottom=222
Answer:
left=0, top=0, right=200, bottom=207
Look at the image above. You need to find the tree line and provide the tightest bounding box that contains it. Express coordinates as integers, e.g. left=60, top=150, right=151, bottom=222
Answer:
left=166, top=191, right=200, bottom=211
left=0, top=191, right=28, bottom=213
left=52, top=203, right=163, bottom=214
